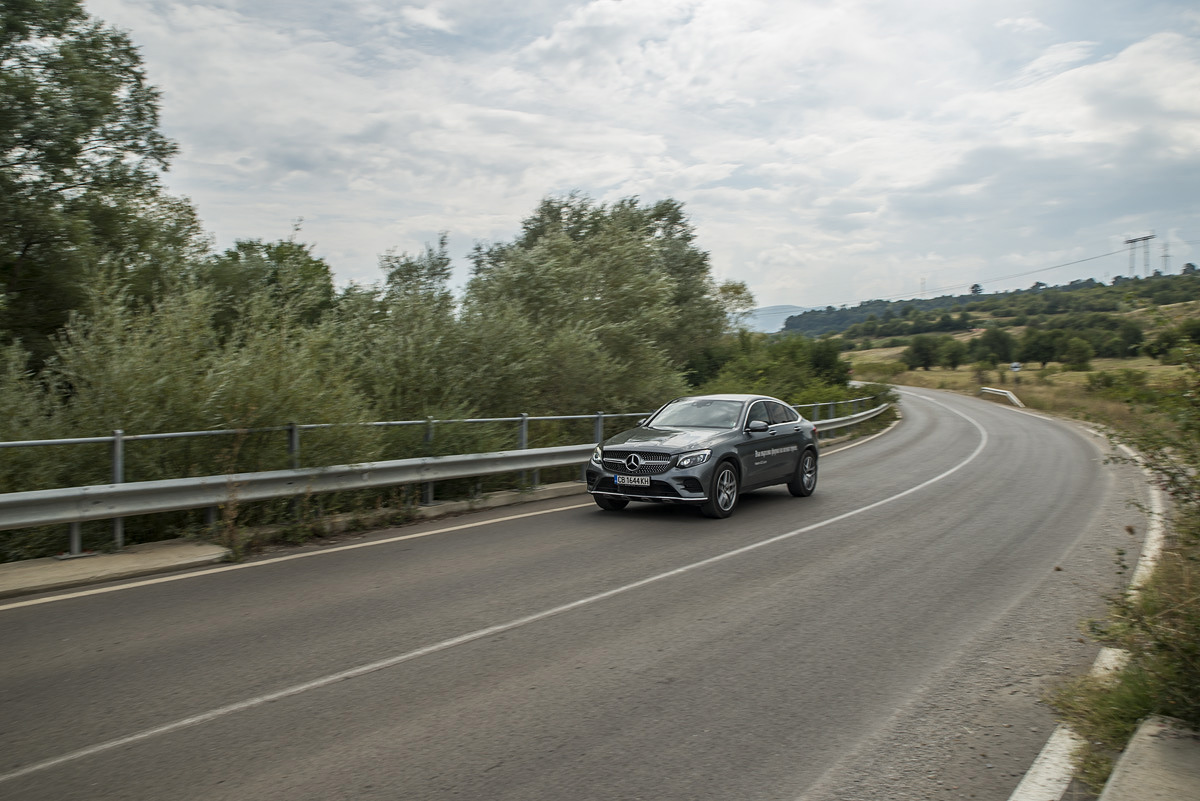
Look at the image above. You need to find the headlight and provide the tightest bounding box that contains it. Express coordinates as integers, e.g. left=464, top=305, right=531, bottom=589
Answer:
left=675, top=449, right=711, bottom=469
left=591, top=446, right=603, bottom=465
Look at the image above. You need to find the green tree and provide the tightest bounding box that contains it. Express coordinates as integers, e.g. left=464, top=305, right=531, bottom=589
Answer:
left=972, top=327, right=1016, bottom=363
left=476, top=195, right=749, bottom=382
left=938, top=338, right=968, bottom=370
left=1019, top=329, right=1057, bottom=368
left=699, top=333, right=851, bottom=403
left=902, top=334, right=940, bottom=370
left=330, top=237, right=467, bottom=420
left=194, top=235, right=335, bottom=335
left=1, top=0, right=187, bottom=364
left=464, top=195, right=742, bottom=411
left=1063, top=337, right=1094, bottom=371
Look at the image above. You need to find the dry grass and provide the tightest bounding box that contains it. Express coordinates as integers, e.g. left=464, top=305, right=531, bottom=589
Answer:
left=847, top=351, right=1190, bottom=426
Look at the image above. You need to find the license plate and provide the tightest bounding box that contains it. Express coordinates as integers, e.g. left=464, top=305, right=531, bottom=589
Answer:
left=615, top=475, right=650, bottom=487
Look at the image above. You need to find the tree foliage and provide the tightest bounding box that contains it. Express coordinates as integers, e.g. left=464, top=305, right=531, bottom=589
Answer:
left=0, top=0, right=198, bottom=364
left=463, top=195, right=750, bottom=411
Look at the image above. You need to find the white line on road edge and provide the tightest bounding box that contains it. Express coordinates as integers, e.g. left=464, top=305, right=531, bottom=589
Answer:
left=0, top=504, right=593, bottom=613
left=1007, top=727, right=1086, bottom=801
left=0, top=398, right=984, bottom=787
left=1006, top=440, right=1168, bottom=801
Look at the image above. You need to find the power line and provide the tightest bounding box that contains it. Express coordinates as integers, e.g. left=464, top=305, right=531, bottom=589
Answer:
left=822, top=248, right=1125, bottom=309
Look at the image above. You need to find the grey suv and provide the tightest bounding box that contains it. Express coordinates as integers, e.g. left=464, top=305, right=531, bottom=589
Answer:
left=586, top=394, right=819, bottom=518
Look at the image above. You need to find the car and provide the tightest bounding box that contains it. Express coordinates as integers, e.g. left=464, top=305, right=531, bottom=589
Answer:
left=585, top=393, right=819, bottom=518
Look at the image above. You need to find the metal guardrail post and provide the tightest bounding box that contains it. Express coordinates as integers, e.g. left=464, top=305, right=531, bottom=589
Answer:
left=112, top=429, right=125, bottom=549
left=288, top=423, right=302, bottom=518
left=519, top=413, right=536, bottom=489
left=423, top=418, right=435, bottom=505
left=585, top=411, right=604, bottom=481
left=54, top=521, right=93, bottom=560
left=287, top=423, right=300, bottom=469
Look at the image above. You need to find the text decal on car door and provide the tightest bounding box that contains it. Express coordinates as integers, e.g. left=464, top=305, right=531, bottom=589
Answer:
left=754, top=444, right=799, bottom=459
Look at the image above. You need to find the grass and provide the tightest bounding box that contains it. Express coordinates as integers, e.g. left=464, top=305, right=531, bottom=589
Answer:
left=1050, top=511, right=1200, bottom=792
left=849, top=351, right=1190, bottom=427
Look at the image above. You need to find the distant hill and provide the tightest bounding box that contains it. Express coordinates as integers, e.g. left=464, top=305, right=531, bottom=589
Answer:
left=745, top=305, right=812, bottom=332
left=781, top=270, right=1200, bottom=338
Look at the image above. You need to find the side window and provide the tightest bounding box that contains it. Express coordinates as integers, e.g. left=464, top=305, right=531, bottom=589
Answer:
left=746, top=402, right=771, bottom=426
left=768, top=402, right=799, bottom=424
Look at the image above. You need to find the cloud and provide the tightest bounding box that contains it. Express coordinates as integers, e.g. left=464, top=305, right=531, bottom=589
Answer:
left=82, top=0, right=1200, bottom=307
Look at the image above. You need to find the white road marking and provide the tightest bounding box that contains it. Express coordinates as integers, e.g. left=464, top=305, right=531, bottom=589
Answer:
left=1005, top=727, right=1085, bottom=801
left=0, top=504, right=594, bottom=613
left=0, top=398, right=987, bottom=786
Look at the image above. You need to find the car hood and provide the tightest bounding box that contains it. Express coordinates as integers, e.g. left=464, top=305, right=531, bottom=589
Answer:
left=604, top=426, right=725, bottom=451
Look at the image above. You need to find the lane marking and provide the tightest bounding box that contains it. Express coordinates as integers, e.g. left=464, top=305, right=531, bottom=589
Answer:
left=0, top=424, right=895, bottom=614
left=0, top=397, right=986, bottom=786
left=0, top=504, right=594, bottom=613
left=1006, top=727, right=1084, bottom=801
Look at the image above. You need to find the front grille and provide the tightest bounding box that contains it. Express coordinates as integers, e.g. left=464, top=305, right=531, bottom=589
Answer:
left=602, top=449, right=673, bottom=476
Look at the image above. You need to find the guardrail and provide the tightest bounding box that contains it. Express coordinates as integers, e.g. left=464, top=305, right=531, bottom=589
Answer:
left=979, top=387, right=1026, bottom=408
left=0, top=397, right=891, bottom=556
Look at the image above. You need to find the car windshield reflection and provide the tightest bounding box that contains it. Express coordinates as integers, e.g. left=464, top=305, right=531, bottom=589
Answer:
left=649, top=399, right=744, bottom=429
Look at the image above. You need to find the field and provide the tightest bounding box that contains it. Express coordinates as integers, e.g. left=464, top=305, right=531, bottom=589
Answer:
left=849, top=351, right=1190, bottom=429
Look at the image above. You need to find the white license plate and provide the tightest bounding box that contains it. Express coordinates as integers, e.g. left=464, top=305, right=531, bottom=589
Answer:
left=615, top=475, right=651, bottom=487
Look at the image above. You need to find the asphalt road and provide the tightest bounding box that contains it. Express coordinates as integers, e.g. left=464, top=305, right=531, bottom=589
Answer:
left=0, top=389, right=1149, bottom=801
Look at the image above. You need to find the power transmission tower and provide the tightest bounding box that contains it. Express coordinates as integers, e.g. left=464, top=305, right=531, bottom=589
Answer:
left=1125, top=233, right=1155, bottom=277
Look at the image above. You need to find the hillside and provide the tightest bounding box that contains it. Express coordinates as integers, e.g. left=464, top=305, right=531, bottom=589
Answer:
left=782, top=270, right=1200, bottom=338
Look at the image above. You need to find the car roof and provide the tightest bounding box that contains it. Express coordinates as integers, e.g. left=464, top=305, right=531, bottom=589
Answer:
left=668, top=393, right=781, bottom=403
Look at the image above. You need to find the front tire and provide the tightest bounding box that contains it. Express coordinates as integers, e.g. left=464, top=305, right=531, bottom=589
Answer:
left=701, top=461, right=740, bottom=518
left=788, top=449, right=818, bottom=497
left=594, top=495, right=629, bottom=511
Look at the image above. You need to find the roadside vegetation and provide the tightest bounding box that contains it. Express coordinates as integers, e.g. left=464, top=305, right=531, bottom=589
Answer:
left=0, top=1, right=869, bottom=560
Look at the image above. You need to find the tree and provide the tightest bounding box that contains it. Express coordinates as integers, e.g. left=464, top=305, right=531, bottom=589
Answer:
left=1019, top=329, right=1057, bottom=368
left=464, top=195, right=744, bottom=410
left=1063, top=337, right=1094, bottom=371
left=902, top=335, right=940, bottom=370
left=938, top=338, right=968, bottom=370
left=973, top=326, right=1016, bottom=362
left=196, top=235, right=335, bottom=334
left=1, top=0, right=191, bottom=364
left=970, top=283, right=983, bottom=295
left=330, top=237, right=466, bottom=420
left=699, top=332, right=851, bottom=402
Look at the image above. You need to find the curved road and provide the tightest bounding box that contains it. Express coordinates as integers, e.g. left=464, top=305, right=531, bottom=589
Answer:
left=0, top=389, right=1150, bottom=800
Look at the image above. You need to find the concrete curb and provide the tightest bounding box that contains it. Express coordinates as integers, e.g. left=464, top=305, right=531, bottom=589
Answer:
left=0, top=482, right=591, bottom=600
left=1098, top=716, right=1200, bottom=801
left=0, top=539, right=229, bottom=599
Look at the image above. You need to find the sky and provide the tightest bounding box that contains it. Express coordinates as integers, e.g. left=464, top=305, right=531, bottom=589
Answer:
left=83, top=0, right=1200, bottom=314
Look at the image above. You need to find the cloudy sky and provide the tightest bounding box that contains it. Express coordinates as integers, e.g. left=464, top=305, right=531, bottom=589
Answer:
left=84, top=0, right=1200, bottom=314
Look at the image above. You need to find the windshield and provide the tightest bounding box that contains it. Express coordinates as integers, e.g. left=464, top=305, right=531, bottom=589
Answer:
left=649, top=398, right=744, bottom=429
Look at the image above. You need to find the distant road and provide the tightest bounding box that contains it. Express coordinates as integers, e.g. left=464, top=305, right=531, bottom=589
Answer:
left=0, top=389, right=1148, bottom=800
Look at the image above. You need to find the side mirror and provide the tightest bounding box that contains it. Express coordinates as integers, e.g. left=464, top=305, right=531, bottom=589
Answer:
left=637, top=418, right=648, bottom=427
left=746, top=420, right=769, bottom=433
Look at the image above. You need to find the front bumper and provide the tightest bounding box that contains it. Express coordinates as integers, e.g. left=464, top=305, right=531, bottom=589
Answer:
left=585, top=468, right=709, bottom=504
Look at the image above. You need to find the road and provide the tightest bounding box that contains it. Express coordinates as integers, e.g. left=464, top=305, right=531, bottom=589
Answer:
left=0, top=389, right=1149, bottom=801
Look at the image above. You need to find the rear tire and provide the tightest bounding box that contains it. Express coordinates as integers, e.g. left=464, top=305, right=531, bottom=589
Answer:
left=594, top=495, right=629, bottom=511
left=787, top=449, right=818, bottom=497
left=700, top=461, right=740, bottom=518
